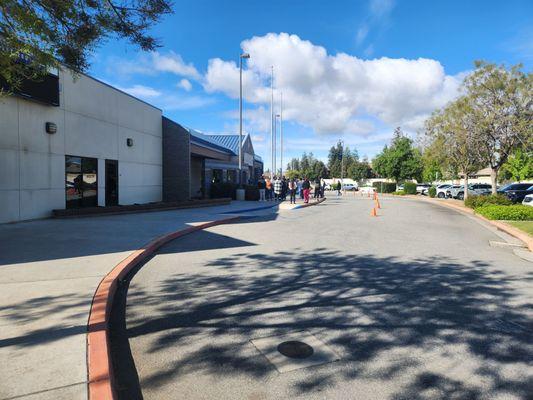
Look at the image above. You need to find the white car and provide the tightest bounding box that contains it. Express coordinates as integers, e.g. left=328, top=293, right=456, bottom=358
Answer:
left=435, top=184, right=452, bottom=198
left=342, top=183, right=358, bottom=191
left=523, top=194, right=533, bottom=207
left=416, top=183, right=431, bottom=195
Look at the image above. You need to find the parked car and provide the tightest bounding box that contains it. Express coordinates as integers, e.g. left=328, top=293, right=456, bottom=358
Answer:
left=416, top=183, right=432, bottom=195
left=523, top=194, right=533, bottom=207
left=498, top=183, right=533, bottom=203
left=397, top=184, right=404, bottom=191
left=342, top=183, right=358, bottom=191
left=446, top=185, right=463, bottom=199
left=455, top=184, right=492, bottom=200
left=435, top=184, right=452, bottom=198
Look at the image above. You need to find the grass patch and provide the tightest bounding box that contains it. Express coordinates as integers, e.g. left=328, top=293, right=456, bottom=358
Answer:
left=506, top=220, right=533, bottom=236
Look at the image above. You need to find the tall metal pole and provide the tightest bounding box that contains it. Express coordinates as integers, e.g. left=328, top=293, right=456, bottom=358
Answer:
left=239, top=53, right=250, bottom=185
left=274, top=115, right=277, bottom=175
left=340, top=140, right=344, bottom=191
left=280, top=91, right=283, bottom=177
left=270, top=66, right=274, bottom=178
left=239, top=56, right=243, bottom=185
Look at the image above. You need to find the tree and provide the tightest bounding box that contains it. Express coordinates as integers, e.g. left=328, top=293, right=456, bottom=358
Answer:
left=373, top=127, right=423, bottom=185
left=463, top=61, right=533, bottom=193
left=425, top=97, right=484, bottom=200
left=348, top=160, right=373, bottom=182
left=500, top=148, right=533, bottom=182
left=0, top=0, right=172, bottom=92
left=327, top=142, right=343, bottom=178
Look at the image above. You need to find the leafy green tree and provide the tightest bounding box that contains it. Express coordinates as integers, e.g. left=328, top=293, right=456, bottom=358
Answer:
left=500, top=148, right=533, bottom=182
left=463, top=61, right=533, bottom=193
left=0, top=0, right=172, bottom=92
left=348, top=160, right=373, bottom=182
left=425, top=97, right=484, bottom=200
left=373, top=127, right=423, bottom=185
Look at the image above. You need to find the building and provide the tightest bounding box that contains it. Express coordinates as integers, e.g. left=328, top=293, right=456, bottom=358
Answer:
left=0, top=69, right=264, bottom=223
left=187, top=130, right=263, bottom=196
left=0, top=69, right=163, bottom=223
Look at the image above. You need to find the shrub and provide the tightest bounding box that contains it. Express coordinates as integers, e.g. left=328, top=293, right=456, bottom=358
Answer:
left=391, top=191, right=406, bottom=195
left=372, top=182, right=397, bottom=193
left=475, top=205, right=533, bottom=221
left=428, top=187, right=437, bottom=198
left=210, top=182, right=237, bottom=199
left=403, top=182, right=417, bottom=195
left=464, top=194, right=512, bottom=209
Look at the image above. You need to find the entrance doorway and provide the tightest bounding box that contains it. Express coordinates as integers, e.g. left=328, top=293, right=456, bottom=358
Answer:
left=105, top=159, right=119, bottom=206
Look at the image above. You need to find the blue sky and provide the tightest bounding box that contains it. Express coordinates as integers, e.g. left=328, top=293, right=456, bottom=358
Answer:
left=88, top=0, right=532, bottom=170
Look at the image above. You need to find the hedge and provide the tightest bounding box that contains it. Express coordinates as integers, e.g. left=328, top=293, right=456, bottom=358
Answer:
left=391, top=191, right=406, bottom=196
left=403, top=182, right=417, bottom=195
left=464, top=194, right=511, bottom=209
left=372, top=182, right=397, bottom=193
left=475, top=205, right=533, bottom=221
left=428, top=187, right=437, bottom=198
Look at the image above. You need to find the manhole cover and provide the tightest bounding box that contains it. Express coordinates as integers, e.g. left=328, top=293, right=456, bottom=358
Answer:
left=277, top=340, right=314, bottom=359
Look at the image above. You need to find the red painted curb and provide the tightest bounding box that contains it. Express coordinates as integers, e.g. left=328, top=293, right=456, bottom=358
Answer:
left=86, top=216, right=240, bottom=400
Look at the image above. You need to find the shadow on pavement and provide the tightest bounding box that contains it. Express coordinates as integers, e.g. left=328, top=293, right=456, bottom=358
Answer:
left=116, top=244, right=533, bottom=400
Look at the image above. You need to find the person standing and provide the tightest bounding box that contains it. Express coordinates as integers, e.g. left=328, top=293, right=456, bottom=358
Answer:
left=288, top=178, right=297, bottom=204
left=257, top=176, right=266, bottom=201
left=265, top=177, right=272, bottom=201
left=281, top=176, right=287, bottom=200
left=314, top=178, right=321, bottom=200
left=336, top=180, right=342, bottom=196
left=321, top=180, right=326, bottom=198
left=298, top=178, right=304, bottom=199
left=302, top=177, right=311, bottom=204
left=274, top=176, right=282, bottom=201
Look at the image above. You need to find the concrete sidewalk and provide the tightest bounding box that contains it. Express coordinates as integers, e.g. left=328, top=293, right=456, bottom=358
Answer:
left=0, top=201, right=279, bottom=400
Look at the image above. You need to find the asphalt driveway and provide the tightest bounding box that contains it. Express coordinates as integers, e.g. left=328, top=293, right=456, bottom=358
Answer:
left=123, top=196, right=533, bottom=400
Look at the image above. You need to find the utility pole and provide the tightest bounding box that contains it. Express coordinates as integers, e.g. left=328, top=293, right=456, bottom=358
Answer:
left=280, top=91, right=283, bottom=177
left=270, top=66, right=274, bottom=179
left=238, top=53, right=250, bottom=186
left=340, top=140, right=344, bottom=192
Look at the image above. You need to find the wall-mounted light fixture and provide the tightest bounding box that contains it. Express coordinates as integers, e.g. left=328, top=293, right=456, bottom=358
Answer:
left=45, top=122, right=57, bottom=134
left=126, top=138, right=134, bottom=147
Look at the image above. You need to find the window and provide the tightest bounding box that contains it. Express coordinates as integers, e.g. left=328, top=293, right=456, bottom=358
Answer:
left=227, top=170, right=237, bottom=183
left=66, top=156, right=98, bottom=208
left=212, top=169, right=223, bottom=184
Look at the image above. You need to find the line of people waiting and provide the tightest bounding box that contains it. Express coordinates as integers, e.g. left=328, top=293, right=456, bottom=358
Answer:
left=257, top=176, right=326, bottom=204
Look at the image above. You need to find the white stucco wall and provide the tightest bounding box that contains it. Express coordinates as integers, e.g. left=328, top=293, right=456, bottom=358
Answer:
left=0, top=70, right=162, bottom=223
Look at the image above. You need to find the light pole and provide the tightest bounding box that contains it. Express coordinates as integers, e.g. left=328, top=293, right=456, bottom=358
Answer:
left=275, top=114, right=280, bottom=175
left=239, top=52, right=250, bottom=186
left=280, top=91, right=283, bottom=177
left=339, top=139, right=345, bottom=192
left=270, top=66, right=274, bottom=179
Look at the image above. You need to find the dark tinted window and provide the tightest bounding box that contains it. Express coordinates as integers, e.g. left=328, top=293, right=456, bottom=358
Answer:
left=509, top=183, right=532, bottom=190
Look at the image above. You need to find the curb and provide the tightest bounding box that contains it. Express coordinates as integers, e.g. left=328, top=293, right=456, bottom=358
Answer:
left=86, top=216, right=240, bottom=400
left=400, top=195, right=533, bottom=252
left=293, top=197, right=327, bottom=209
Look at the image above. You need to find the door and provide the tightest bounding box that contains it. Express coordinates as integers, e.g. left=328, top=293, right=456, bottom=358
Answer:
left=105, top=159, right=118, bottom=206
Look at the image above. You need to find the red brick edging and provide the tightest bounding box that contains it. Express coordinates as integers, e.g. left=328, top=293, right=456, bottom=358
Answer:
left=86, top=216, right=240, bottom=400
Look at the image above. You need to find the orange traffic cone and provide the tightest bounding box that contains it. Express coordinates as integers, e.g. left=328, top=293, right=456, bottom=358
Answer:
left=371, top=207, right=377, bottom=217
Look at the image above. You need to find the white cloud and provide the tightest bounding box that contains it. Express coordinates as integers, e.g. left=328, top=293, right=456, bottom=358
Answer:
left=177, top=78, right=193, bottom=91
left=111, top=51, right=201, bottom=80
left=204, top=33, right=463, bottom=136
left=152, top=52, right=201, bottom=79
left=117, top=84, right=161, bottom=98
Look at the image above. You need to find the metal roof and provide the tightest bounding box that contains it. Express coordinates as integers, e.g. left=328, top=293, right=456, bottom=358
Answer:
left=186, top=128, right=236, bottom=155
left=207, top=134, right=249, bottom=155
